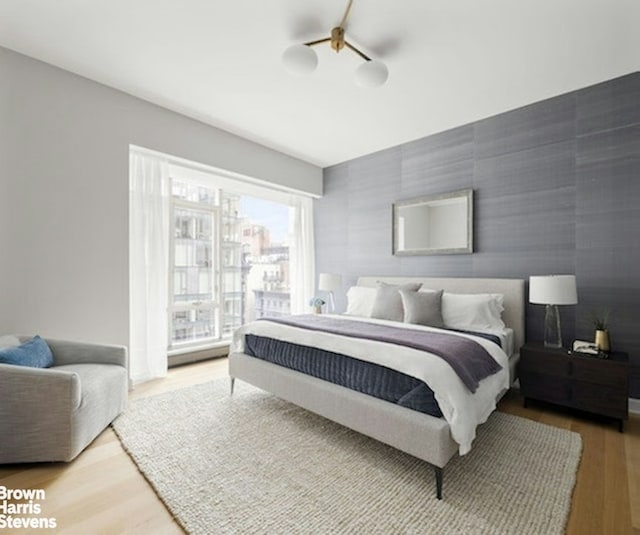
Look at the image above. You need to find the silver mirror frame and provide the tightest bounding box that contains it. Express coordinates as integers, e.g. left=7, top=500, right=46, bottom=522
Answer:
left=392, top=189, right=474, bottom=256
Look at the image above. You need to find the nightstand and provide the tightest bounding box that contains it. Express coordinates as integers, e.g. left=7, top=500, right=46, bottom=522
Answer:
left=519, top=344, right=629, bottom=432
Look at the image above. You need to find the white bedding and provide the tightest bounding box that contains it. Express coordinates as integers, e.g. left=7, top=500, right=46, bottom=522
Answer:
left=231, top=314, right=510, bottom=455
left=481, top=327, right=514, bottom=358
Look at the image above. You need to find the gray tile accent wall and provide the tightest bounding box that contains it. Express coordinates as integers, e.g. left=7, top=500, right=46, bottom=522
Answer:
left=316, top=72, right=640, bottom=397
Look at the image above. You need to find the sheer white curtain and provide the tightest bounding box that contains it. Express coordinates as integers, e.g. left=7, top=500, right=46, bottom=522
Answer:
left=288, top=195, right=315, bottom=314
left=129, top=152, right=171, bottom=384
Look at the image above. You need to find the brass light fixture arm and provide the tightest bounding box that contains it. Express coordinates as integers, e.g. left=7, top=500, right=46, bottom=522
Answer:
left=302, top=0, right=371, bottom=62
left=300, top=0, right=371, bottom=63
left=339, top=0, right=354, bottom=29
left=304, top=37, right=332, bottom=47
left=343, top=40, right=371, bottom=62
left=303, top=36, right=371, bottom=62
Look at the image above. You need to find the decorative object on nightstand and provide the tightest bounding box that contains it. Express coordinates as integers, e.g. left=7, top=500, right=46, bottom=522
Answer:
left=591, top=310, right=611, bottom=352
left=571, top=339, right=600, bottom=357
left=318, top=273, right=342, bottom=313
left=309, top=297, right=326, bottom=314
left=529, top=275, right=578, bottom=348
left=519, top=343, right=629, bottom=432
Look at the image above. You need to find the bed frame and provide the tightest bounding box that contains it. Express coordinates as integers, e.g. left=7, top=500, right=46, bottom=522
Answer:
left=229, top=276, right=525, bottom=499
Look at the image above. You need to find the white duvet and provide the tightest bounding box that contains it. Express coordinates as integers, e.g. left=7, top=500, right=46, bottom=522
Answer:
left=231, top=314, right=510, bottom=455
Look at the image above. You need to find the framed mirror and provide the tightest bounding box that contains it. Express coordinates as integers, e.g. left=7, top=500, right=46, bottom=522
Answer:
left=392, top=189, right=473, bottom=255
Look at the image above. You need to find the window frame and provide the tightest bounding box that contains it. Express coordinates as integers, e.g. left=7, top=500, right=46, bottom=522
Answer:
left=167, top=179, right=222, bottom=351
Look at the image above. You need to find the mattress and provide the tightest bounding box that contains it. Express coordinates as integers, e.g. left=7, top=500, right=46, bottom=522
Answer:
left=244, top=333, right=443, bottom=417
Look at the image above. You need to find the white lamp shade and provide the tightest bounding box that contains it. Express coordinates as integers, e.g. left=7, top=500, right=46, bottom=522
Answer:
left=529, top=275, right=578, bottom=305
left=355, top=60, right=388, bottom=88
left=318, top=273, right=342, bottom=292
left=282, top=44, right=318, bottom=75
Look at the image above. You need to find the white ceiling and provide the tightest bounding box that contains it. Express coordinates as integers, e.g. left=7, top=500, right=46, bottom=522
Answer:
left=1, top=0, right=638, bottom=167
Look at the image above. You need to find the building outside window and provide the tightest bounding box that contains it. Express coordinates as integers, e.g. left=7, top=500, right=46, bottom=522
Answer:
left=169, top=182, right=219, bottom=347
left=168, top=178, right=292, bottom=350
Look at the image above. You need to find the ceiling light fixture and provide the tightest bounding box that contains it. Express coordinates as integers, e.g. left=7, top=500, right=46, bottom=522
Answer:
left=282, top=0, right=388, bottom=88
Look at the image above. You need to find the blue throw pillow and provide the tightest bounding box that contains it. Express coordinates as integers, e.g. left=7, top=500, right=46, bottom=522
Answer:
left=0, top=335, right=54, bottom=368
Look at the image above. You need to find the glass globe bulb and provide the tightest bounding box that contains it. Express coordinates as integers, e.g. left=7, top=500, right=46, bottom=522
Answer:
left=282, top=44, right=318, bottom=75
left=354, top=60, right=389, bottom=88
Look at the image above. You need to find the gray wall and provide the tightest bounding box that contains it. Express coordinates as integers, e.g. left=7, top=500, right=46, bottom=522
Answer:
left=0, top=47, right=322, bottom=348
left=316, top=72, right=640, bottom=397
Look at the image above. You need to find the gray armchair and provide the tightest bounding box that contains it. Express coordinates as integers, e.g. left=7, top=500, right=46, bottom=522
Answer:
left=0, top=337, right=128, bottom=463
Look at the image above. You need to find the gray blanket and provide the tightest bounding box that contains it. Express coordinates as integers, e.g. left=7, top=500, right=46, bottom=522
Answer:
left=259, top=315, right=502, bottom=393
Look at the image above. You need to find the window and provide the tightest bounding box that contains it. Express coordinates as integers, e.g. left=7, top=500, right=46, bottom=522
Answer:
left=169, top=182, right=219, bottom=347
left=168, top=176, right=295, bottom=350
left=130, top=148, right=314, bottom=382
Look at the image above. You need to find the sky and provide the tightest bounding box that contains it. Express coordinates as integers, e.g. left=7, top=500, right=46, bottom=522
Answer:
left=239, top=196, right=290, bottom=244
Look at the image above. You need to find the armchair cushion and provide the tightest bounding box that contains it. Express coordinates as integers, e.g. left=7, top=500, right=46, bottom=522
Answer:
left=0, top=335, right=53, bottom=368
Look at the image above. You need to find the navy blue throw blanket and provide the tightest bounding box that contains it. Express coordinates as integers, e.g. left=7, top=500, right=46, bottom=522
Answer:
left=258, top=315, right=502, bottom=393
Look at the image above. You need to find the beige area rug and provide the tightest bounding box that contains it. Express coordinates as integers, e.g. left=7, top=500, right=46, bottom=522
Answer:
left=112, top=379, right=582, bottom=535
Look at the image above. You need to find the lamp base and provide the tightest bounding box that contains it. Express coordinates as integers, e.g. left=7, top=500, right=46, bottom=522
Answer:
left=327, top=291, right=336, bottom=314
left=543, top=304, right=563, bottom=348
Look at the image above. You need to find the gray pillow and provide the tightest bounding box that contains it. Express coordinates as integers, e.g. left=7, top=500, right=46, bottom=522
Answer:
left=400, top=290, right=444, bottom=328
left=370, top=282, right=422, bottom=322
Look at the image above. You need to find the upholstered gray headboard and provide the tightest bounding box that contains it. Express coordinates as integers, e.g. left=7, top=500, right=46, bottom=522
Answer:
left=356, top=276, right=526, bottom=353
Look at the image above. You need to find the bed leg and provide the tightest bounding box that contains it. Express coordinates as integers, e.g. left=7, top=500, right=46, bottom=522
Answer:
left=434, top=467, right=443, bottom=500
left=230, top=377, right=235, bottom=395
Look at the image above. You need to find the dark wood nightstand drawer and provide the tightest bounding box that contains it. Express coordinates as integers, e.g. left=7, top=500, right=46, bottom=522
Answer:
left=521, top=373, right=570, bottom=405
left=519, top=350, right=570, bottom=377
left=571, top=382, right=628, bottom=419
left=572, top=358, right=628, bottom=389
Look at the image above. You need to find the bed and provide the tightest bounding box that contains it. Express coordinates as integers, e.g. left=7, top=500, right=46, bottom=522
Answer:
left=229, top=276, right=525, bottom=499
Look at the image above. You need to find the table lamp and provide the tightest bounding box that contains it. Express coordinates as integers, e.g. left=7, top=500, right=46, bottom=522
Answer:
left=318, top=273, right=342, bottom=313
left=529, top=275, right=578, bottom=348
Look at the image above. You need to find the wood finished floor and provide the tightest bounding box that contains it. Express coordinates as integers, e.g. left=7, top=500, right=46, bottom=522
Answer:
left=1, top=358, right=638, bottom=534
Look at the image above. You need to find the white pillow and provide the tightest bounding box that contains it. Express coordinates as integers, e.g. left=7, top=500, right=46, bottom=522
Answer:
left=345, top=287, right=377, bottom=317
left=441, top=293, right=505, bottom=331
left=0, top=334, right=21, bottom=350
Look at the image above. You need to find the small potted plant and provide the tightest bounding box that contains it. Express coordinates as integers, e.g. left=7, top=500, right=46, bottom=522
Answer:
left=309, top=297, right=325, bottom=315
left=592, top=310, right=610, bottom=352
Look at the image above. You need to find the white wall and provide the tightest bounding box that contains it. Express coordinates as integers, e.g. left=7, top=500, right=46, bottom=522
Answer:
left=0, top=46, right=322, bottom=347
